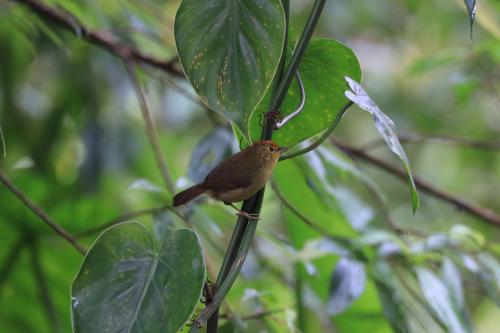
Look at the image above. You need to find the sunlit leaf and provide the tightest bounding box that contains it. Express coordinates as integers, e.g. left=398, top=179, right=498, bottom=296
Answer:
left=174, top=0, right=286, bottom=134
left=249, top=39, right=362, bottom=147
left=327, top=257, right=366, bottom=315
left=415, top=267, right=471, bottom=333
left=344, top=76, right=419, bottom=213
left=71, top=222, right=205, bottom=333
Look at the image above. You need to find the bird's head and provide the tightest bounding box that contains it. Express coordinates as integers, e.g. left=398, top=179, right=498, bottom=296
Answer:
left=251, top=140, right=281, bottom=164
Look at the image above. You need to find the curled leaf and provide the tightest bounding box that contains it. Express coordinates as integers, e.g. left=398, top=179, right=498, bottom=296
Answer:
left=344, top=76, right=419, bottom=213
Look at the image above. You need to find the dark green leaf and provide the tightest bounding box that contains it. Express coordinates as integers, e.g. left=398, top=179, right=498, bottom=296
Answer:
left=249, top=39, right=361, bottom=147
left=344, top=77, right=419, bottom=213
left=327, top=257, right=366, bottom=315
left=71, top=222, right=205, bottom=333
left=415, top=267, right=471, bottom=333
left=174, top=0, right=286, bottom=133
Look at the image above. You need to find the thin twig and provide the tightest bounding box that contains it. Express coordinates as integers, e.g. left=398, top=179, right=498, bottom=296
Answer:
left=360, top=134, right=500, bottom=152
left=29, top=238, right=61, bottom=333
left=126, top=64, right=176, bottom=194
left=275, top=71, right=305, bottom=129
left=333, top=139, right=500, bottom=227
left=75, top=205, right=170, bottom=238
left=219, top=308, right=285, bottom=321
left=0, top=169, right=87, bottom=254
left=12, top=0, right=183, bottom=77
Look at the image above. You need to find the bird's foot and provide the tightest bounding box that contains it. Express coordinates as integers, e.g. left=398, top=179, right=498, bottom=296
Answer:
left=236, top=210, right=260, bottom=220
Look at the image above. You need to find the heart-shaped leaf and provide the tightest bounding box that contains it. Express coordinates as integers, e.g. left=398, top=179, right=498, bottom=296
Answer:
left=249, top=39, right=361, bottom=147
left=344, top=77, right=419, bottom=213
left=71, top=222, right=205, bottom=333
left=174, top=0, right=286, bottom=133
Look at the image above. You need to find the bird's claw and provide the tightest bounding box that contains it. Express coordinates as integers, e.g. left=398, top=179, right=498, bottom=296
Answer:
left=236, top=211, right=260, bottom=220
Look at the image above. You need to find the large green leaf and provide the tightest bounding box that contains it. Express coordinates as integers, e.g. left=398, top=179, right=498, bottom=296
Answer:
left=71, top=222, right=205, bottom=333
left=249, top=39, right=361, bottom=147
left=174, top=0, right=286, bottom=133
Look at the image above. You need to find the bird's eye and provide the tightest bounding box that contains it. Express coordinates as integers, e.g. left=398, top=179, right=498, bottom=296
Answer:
left=268, top=146, right=274, bottom=152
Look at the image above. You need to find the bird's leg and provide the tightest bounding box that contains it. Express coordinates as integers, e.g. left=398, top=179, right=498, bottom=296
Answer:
left=224, top=202, right=260, bottom=221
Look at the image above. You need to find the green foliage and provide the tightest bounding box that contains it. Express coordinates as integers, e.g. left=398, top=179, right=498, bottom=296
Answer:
left=1, top=0, right=500, bottom=333
left=174, top=0, right=286, bottom=135
left=249, top=39, right=362, bottom=148
left=72, top=223, right=205, bottom=333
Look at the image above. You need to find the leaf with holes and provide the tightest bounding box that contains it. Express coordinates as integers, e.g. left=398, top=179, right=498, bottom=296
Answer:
left=174, top=0, right=286, bottom=135
left=249, top=39, right=361, bottom=147
left=71, top=222, right=205, bottom=333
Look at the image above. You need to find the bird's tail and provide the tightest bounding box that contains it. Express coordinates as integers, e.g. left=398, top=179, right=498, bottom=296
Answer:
left=172, top=184, right=206, bottom=206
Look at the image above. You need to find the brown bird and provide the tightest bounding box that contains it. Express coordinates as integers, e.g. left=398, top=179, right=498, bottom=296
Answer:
left=173, top=140, right=281, bottom=219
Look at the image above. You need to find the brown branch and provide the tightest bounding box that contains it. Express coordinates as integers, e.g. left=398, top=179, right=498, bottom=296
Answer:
left=126, top=64, right=176, bottom=194
left=333, top=139, right=500, bottom=227
left=360, top=134, right=500, bottom=152
left=12, top=0, right=183, bottom=77
left=0, top=169, right=87, bottom=255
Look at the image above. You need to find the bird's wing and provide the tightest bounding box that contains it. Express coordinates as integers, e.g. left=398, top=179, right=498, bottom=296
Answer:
left=202, top=150, right=253, bottom=191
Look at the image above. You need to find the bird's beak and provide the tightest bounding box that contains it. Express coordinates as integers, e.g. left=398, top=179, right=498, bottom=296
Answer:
left=279, top=146, right=289, bottom=154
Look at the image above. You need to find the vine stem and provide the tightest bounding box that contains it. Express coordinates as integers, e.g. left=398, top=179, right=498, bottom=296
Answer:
left=202, top=1, right=327, bottom=332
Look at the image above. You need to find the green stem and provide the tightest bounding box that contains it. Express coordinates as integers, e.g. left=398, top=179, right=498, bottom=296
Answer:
left=204, top=1, right=326, bottom=331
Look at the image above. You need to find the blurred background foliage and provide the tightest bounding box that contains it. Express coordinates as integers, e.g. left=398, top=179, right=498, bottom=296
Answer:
left=0, top=0, right=499, bottom=332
